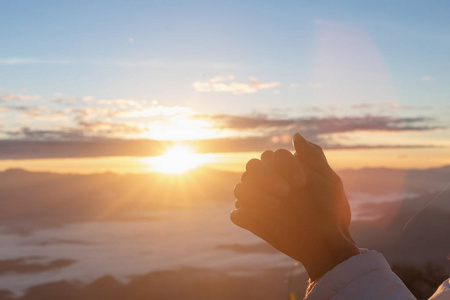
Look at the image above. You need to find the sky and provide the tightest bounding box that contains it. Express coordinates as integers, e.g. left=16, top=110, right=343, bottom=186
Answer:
left=1, top=0, right=449, bottom=171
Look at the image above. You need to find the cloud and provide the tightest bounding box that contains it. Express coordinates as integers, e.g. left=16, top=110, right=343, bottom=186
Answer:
left=0, top=93, right=40, bottom=102
left=50, top=98, right=191, bottom=119
left=0, top=257, right=76, bottom=275
left=351, top=103, right=432, bottom=110
left=289, top=83, right=299, bottom=88
left=78, top=121, right=146, bottom=135
left=307, top=82, right=322, bottom=88
left=0, top=58, right=71, bottom=65
left=196, top=114, right=440, bottom=135
left=0, top=58, right=240, bottom=70
left=51, top=95, right=96, bottom=105
left=1, top=93, right=206, bottom=142
left=8, top=106, right=45, bottom=117
left=5, top=128, right=86, bottom=140
left=193, top=76, right=280, bottom=94
left=351, top=103, right=376, bottom=109
left=5, top=106, right=75, bottom=122
left=114, top=105, right=192, bottom=118
left=0, top=139, right=166, bottom=159
left=422, top=75, right=432, bottom=81
left=5, top=121, right=147, bottom=141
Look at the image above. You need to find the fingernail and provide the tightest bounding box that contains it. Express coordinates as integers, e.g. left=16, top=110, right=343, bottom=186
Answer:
left=274, top=182, right=290, bottom=196
left=293, top=172, right=306, bottom=187
left=266, top=196, right=280, bottom=209
left=293, top=133, right=306, bottom=145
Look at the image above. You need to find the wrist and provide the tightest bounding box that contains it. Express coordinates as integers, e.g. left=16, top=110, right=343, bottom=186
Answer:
left=300, top=229, right=359, bottom=280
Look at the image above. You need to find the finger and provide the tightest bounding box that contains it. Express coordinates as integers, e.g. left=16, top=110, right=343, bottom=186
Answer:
left=235, top=199, right=241, bottom=209
left=241, top=171, right=258, bottom=186
left=260, top=150, right=275, bottom=169
left=234, top=183, right=281, bottom=209
left=273, top=149, right=307, bottom=190
left=245, top=158, right=290, bottom=197
left=292, top=133, right=332, bottom=175
left=230, top=207, right=261, bottom=230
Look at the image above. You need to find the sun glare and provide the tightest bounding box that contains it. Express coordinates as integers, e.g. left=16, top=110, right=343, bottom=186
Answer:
left=146, top=145, right=213, bottom=174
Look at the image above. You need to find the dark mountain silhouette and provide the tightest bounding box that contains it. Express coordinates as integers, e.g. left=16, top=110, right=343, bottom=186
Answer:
left=0, top=290, right=15, bottom=300
left=71, top=276, right=124, bottom=300
left=0, top=268, right=308, bottom=300
left=21, top=281, right=79, bottom=300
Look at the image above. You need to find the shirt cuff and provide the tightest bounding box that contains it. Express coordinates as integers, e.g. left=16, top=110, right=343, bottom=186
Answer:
left=305, top=249, right=412, bottom=300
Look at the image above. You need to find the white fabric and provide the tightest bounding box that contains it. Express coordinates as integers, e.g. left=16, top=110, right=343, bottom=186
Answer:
left=429, top=279, right=450, bottom=300
left=305, top=250, right=416, bottom=300
left=305, top=250, right=450, bottom=300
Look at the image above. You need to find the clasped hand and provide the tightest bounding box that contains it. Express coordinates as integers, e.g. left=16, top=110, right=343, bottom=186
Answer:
left=231, top=133, right=359, bottom=280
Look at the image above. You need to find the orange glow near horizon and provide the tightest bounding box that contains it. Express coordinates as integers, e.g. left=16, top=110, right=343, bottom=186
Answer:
left=0, top=148, right=449, bottom=175
left=143, top=145, right=214, bottom=174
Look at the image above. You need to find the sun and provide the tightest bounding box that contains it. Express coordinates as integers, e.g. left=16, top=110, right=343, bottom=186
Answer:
left=146, top=145, right=213, bottom=174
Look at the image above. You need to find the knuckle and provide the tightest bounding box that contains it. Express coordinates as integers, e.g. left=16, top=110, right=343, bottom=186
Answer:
left=332, top=173, right=344, bottom=187
left=274, top=149, right=295, bottom=169
left=261, top=150, right=274, bottom=160
left=240, top=171, right=248, bottom=183
left=274, top=148, right=293, bottom=159
left=246, top=158, right=262, bottom=171
left=234, top=199, right=241, bottom=209
left=230, top=210, right=240, bottom=225
left=233, top=183, right=244, bottom=197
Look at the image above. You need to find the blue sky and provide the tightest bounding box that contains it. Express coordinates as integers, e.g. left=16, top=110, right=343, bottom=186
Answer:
left=0, top=0, right=449, bottom=162
left=2, top=0, right=449, bottom=102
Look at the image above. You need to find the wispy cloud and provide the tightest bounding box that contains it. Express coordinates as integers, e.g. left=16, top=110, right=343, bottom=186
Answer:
left=1, top=87, right=445, bottom=154
left=307, top=82, right=322, bottom=88
left=193, top=76, right=280, bottom=94
left=0, top=58, right=71, bottom=65
left=6, top=121, right=147, bottom=141
left=0, top=58, right=241, bottom=70
left=351, top=102, right=432, bottom=110
left=196, top=114, right=440, bottom=134
left=0, top=93, right=40, bottom=102
left=7, top=106, right=45, bottom=117
left=422, top=75, right=432, bottom=81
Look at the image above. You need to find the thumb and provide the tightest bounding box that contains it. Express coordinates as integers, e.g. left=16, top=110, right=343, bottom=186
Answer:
left=292, top=133, right=331, bottom=175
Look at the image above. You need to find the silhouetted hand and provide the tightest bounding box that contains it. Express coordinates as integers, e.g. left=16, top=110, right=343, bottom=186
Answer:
left=231, top=133, right=359, bottom=280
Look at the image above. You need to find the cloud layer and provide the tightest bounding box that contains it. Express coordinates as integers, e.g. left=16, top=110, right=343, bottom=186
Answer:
left=0, top=89, right=447, bottom=159
left=196, top=114, right=440, bottom=135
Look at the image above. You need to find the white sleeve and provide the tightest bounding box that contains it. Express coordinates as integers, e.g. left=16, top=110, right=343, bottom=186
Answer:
left=429, top=279, right=450, bottom=300
left=305, top=250, right=416, bottom=300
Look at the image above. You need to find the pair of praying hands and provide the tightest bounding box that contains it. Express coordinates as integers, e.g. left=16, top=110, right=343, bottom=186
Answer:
left=231, top=133, right=360, bottom=280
